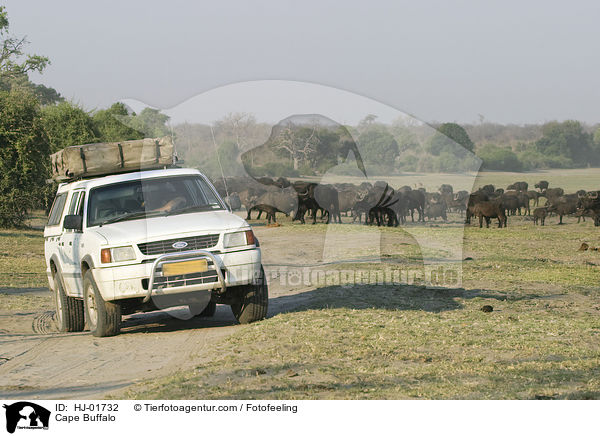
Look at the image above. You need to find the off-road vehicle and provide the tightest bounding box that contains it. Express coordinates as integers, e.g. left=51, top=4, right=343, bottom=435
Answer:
left=44, top=166, right=268, bottom=337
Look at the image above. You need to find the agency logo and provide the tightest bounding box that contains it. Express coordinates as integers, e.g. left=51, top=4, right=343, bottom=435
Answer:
left=3, top=402, right=50, bottom=434
left=122, top=80, right=481, bottom=318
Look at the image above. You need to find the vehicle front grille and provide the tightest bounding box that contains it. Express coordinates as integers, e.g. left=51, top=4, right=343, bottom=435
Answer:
left=153, top=270, right=219, bottom=289
left=138, top=234, right=220, bottom=255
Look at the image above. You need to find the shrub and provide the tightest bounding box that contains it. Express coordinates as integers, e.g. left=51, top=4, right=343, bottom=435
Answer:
left=477, top=144, right=523, bottom=171
left=0, top=89, right=50, bottom=227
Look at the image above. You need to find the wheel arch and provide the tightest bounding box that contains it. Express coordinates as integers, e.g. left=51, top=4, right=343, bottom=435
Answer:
left=48, top=254, right=65, bottom=292
left=80, top=255, right=95, bottom=278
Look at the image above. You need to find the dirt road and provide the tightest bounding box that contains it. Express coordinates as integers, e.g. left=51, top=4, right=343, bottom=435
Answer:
left=0, top=217, right=434, bottom=399
left=0, top=225, right=330, bottom=399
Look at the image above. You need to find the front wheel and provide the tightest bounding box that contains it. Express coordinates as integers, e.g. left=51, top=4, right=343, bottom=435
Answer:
left=83, top=271, right=121, bottom=337
left=53, top=272, right=85, bottom=332
left=230, top=266, right=268, bottom=324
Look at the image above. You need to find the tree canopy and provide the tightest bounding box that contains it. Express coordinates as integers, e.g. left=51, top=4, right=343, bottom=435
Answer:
left=357, top=124, right=399, bottom=167
left=0, top=89, right=50, bottom=227
left=477, top=144, right=522, bottom=171
left=0, top=6, right=62, bottom=105
left=427, top=123, right=474, bottom=156
left=92, top=102, right=144, bottom=142
left=42, top=102, right=98, bottom=152
left=535, top=120, right=593, bottom=165
left=129, top=107, right=171, bottom=138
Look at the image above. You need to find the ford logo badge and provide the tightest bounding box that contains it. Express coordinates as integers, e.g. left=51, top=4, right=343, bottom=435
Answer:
left=172, top=241, right=188, bottom=249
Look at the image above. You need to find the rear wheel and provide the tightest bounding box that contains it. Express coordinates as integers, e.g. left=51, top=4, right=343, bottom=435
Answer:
left=83, top=270, right=121, bottom=337
left=53, top=272, right=85, bottom=332
left=230, top=266, right=268, bottom=324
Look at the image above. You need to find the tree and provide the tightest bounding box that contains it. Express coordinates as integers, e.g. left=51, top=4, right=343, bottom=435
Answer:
left=0, top=89, right=50, bottom=227
left=273, top=125, right=321, bottom=170
left=357, top=114, right=378, bottom=132
left=0, top=7, right=48, bottom=81
left=201, top=139, right=243, bottom=178
left=535, top=120, right=592, bottom=165
left=390, top=121, right=420, bottom=153
left=427, top=123, right=474, bottom=156
left=477, top=144, right=522, bottom=171
left=591, top=127, right=600, bottom=162
left=0, top=6, right=61, bottom=104
left=357, top=124, right=399, bottom=167
left=129, top=107, right=170, bottom=138
left=92, top=102, right=144, bottom=142
left=438, top=123, right=474, bottom=152
left=214, top=113, right=265, bottom=152
left=41, top=102, right=97, bottom=152
left=594, top=126, right=600, bottom=147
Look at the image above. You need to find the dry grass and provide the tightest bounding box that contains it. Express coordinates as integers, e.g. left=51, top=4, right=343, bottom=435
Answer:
left=123, top=214, right=600, bottom=400
left=0, top=229, right=47, bottom=290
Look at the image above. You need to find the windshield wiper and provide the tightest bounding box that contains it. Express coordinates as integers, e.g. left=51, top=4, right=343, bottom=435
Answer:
left=165, top=204, right=220, bottom=216
left=99, top=210, right=166, bottom=226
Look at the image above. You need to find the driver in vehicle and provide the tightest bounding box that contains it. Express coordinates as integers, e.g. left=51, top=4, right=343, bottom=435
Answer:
left=140, top=184, right=187, bottom=213
left=151, top=196, right=187, bottom=212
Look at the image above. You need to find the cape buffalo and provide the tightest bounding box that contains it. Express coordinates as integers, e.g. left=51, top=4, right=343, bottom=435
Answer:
left=473, top=201, right=507, bottom=228
left=546, top=194, right=578, bottom=224
left=533, top=207, right=547, bottom=225
left=425, top=203, right=447, bottom=221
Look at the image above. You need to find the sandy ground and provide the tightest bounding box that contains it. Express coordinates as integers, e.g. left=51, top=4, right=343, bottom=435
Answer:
left=0, top=213, right=446, bottom=399
left=0, top=225, right=334, bottom=399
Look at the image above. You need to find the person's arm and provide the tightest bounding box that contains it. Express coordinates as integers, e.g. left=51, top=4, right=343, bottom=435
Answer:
left=155, top=196, right=186, bottom=212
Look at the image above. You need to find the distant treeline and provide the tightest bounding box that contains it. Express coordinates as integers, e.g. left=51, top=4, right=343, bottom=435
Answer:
left=175, top=115, right=600, bottom=179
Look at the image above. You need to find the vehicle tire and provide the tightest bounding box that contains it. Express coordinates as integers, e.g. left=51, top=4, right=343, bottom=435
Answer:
left=230, top=266, right=268, bottom=324
left=83, top=270, right=121, bottom=337
left=190, top=301, right=217, bottom=318
left=53, top=272, right=85, bottom=332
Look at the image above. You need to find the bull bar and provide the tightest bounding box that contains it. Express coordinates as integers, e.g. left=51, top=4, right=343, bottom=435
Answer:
left=143, top=249, right=226, bottom=303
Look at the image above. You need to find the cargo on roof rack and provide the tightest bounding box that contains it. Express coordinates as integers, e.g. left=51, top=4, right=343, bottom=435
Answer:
left=50, top=137, right=176, bottom=181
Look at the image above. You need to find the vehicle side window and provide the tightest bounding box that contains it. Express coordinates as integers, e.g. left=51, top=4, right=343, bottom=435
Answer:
left=76, top=192, right=86, bottom=216
left=47, top=193, right=68, bottom=226
left=67, top=191, right=82, bottom=215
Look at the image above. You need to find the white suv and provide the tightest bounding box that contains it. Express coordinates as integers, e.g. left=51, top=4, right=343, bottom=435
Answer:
left=44, top=168, right=267, bottom=337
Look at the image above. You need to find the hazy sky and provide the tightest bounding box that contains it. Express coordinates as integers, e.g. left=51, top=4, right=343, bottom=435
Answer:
left=4, top=0, right=600, bottom=125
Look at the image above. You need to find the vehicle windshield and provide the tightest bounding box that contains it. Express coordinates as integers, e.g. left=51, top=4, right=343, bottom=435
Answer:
left=87, top=175, right=224, bottom=227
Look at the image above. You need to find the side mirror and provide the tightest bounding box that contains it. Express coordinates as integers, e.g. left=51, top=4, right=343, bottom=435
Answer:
left=63, top=215, right=83, bottom=231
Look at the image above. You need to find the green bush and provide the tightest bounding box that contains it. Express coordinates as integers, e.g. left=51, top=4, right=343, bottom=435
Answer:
left=427, top=123, right=474, bottom=156
left=397, top=154, right=419, bottom=171
left=0, top=89, right=50, bottom=227
left=477, top=144, right=523, bottom=171
left=41, top=101, right=98, bottom=152
left=517, top=148, right=574, bottom=169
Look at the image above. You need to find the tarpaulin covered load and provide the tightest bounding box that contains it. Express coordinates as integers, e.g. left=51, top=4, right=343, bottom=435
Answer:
left=50, top=137, right=175, bottom=181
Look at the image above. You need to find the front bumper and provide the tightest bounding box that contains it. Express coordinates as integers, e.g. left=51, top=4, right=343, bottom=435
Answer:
left=93, top=248, right=261, bottom=301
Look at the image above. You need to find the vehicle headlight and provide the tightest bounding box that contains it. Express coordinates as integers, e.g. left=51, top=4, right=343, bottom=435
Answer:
left=101, top=246, right=136, bottom=263
left=223, top=230, right=256, bottom=248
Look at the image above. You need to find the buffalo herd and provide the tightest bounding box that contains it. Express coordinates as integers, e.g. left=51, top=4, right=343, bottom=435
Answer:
left=211, top=176, right=600, bottom=229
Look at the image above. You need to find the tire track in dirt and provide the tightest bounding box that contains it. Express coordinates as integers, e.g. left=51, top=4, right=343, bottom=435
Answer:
left=31, top=311, right=57, bottom=335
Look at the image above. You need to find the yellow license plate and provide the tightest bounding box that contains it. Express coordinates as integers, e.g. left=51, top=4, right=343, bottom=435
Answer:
left=162, top=259, right=208, bottom=276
